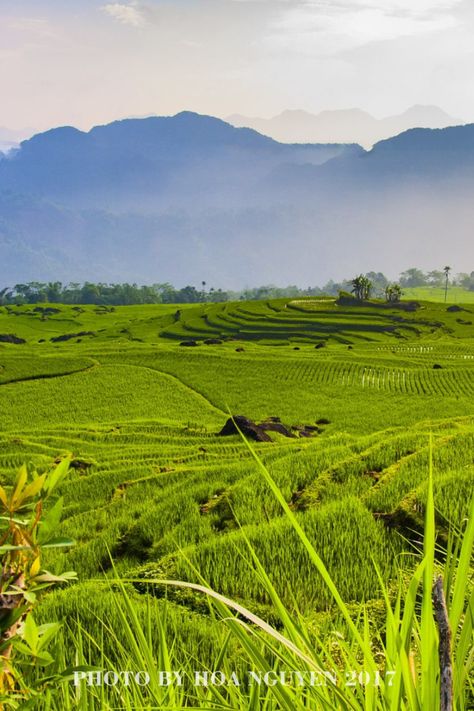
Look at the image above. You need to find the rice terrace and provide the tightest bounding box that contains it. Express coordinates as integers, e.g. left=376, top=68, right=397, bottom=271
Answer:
left=0, top=294, right=473, bottom=709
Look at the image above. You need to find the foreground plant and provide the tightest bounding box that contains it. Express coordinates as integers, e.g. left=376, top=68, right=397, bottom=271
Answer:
left=134, top=436, right=473, bottom=710
left=49, top=436, right=472, bottom=711
left=5, top=441, right=473, bottom=710
left=0, top=459, right=76, bottom=705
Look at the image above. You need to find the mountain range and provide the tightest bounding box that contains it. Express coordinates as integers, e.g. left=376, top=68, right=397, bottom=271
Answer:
left=227, top=105, right=463, bottom=149
left=0, top=111, right=473, bottom=288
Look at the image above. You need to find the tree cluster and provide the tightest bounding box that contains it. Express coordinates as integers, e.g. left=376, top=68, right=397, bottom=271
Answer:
left=0, top=266, right=472, bottom=306
left=399, top=268, right=474, bottom=289
left=0, top=282, right=336, bottom=306
left=0, top=282, right=231, bottom=306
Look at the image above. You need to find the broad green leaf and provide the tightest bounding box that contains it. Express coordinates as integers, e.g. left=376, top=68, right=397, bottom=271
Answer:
left=38, top=497, right=64, bottom=543
left=11, top=464, right=28, bottom=507
left=43, top=458, right=71, bottom=495
left=37, top=622, right=61, bottom=651
left=21, top=473, right=47, bottom=502
left=0, top=485, right=8, bottom=508
left=29, top=555, right=41, bottom=578
left=41, top=536, right=76, bottom=549
left=23, top=614, right=39, bottom=653
left=32, top=569, right=77, bottom=583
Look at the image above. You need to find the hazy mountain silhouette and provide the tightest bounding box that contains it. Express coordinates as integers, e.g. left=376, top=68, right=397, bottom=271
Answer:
left=0, top=112, right=473, bottom=288
left=267, top=124, right=474, bottom=194
left=0, top=112, right=355, bottom=210
left=227, top=105, right=463, bottom=148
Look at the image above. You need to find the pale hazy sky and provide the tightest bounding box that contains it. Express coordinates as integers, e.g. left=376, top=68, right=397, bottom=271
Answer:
left=2, top=0, right=474, bottom=133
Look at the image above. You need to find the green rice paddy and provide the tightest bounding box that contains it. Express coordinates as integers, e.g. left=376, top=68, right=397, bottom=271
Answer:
left=0, top=297, right=473, bottom=703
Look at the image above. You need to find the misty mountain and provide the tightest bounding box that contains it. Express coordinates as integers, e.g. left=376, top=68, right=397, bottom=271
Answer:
left=267, top=124, right=474, bottom=196
left=227, top=105, right=463, bottom=148
left=0, top=113, right=355, bottom=211
left=0, top=112, right=473, bottom=288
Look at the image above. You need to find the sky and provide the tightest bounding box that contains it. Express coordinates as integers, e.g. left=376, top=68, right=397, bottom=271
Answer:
left=2, top=0, right=474, bottom=134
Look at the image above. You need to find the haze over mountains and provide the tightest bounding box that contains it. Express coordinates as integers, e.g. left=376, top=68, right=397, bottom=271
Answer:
left=227, top=105, right=463, bottom=149
left=0, top=111, right=473, bottom=289
left=0, top=126, right=35, bottom=154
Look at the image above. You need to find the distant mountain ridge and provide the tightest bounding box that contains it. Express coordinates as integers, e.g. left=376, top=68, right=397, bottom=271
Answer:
left=0, top=111, right=473, bottom=288
left=227, top=105, right=464, bottom=148
left=1, top=112, right=357, bottom=210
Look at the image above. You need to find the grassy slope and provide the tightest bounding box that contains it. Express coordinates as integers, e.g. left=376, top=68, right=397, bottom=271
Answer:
left=402, top=285, right=474, bottom=302
left=0, top=298, right=473, bottom=666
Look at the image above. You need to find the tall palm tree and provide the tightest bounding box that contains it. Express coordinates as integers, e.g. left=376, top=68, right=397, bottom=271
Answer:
left=351, top=274, right=364, bottom=299
left=351, top=275, right=364, bottom=300
left=361, top=276, right=373, bottom=300
left=0, top=287, right=11, bottom=306
left=443, top=266, right=451, bottom=303
left=351, top=275, right=372, bottom=301
left=385, top=283, right=402, bottom=303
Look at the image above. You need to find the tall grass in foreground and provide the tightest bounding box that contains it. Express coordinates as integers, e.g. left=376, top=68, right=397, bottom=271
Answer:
left=8, top=441, right=474, bottom=710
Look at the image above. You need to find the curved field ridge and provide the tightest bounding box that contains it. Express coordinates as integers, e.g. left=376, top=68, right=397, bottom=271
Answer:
left=0, top=354, right=95, bottom=384
left=0, top=364, right=226, bottom=431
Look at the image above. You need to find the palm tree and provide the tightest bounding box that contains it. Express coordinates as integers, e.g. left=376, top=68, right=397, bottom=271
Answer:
left=362, top=276, right=373, bottom=300
left=392, top=284, right=402, bottom=302
left=351, top=275, right=372, bottom=301
left=443, top=266, right=451, bottom=303
left=0, top=287, right=11, bottom=306
left=385, top=283, right=402, bottom=303
left=351, top=275, right=364, bottom=300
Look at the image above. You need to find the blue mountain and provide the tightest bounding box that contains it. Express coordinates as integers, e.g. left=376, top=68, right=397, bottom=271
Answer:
left=0, top=113, right=473, bottom=287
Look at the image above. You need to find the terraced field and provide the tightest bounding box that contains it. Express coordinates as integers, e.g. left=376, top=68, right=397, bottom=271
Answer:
left=161, top=298, right=466, bottom=343
left=0, top=298, right=473, bottom=703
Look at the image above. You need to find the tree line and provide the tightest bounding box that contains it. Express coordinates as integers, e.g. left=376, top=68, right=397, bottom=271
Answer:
left=0, top=267, right=472, bottom=306
left=349, top=266, right=459, bottom=303
left=398, top=268, right=474, bottom=289
left=0, top=281, right=330, bottom=305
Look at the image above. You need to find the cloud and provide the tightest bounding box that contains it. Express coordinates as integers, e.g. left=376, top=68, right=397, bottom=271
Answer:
left=7, top=18, right=56, bottom=36
left=102, top=2, right=147, bottom=27
left=229, top=0, right=460, bottom=6
left=2, top=16, right=60, bottom=48
left=349, top=0, right=460, bottom=12
left=264, top=0, right=462, bottom=55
